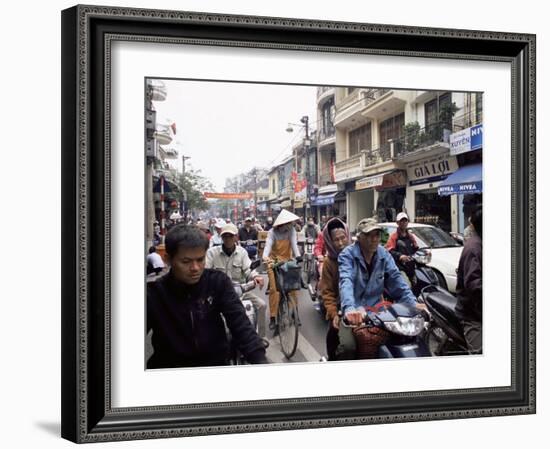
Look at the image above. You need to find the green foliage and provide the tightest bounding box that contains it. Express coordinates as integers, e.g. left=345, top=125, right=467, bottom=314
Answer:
left=402, top=121, right=421, bottom=151
left=439, top=102, right=459, bottom=127
left=177, top=169, right=214, bottom=212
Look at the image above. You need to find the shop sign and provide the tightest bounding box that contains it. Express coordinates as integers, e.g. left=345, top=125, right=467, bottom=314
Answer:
left=376, top=171, right=407, bottom=191
left=355, top=174, right=384, bottom=190
left=449, top=124, right=483, bottom=156
left=407, top=154, right=458, bottom=185
left=295, top=185, right=307, bottom=201
left=280, top=199, right=292, bottom=208
left=293, top=200, right=304, bottom=208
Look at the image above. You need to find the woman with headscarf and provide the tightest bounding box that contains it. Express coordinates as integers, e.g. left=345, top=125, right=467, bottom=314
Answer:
left=262, top=209, right=301, bottom=331
left=318, top=217, right=350, bottom=360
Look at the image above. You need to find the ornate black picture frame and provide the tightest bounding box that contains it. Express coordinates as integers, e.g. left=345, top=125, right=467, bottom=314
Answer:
left=61, top=4, right=536, bottom=443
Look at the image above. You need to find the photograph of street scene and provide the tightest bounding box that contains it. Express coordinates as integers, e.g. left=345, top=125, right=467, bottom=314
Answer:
left=145, top=79, right=483, bottom=369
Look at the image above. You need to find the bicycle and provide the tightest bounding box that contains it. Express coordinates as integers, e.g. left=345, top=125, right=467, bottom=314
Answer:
left=302, top=237, right=318, bottom=300
left=271, top=259, right=303, bottom=359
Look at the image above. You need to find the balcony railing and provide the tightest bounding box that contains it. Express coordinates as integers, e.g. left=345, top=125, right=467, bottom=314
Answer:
left=391, top=111, right=482, bottom=157
left=335, top=152, right=362, bottom=172
left=390, top=121, right=450, bottom=157
left=363, top=88, right=391, bottom=105
left=335, top=88, right=391, bottom=122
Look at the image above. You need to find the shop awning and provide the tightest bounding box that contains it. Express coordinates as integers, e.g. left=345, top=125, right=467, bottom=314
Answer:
left=312, top=192, right=339, bottom=206
left=438, top=163, right=482, bottom=196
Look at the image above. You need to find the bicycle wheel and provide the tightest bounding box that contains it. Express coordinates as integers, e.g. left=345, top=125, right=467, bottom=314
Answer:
left=277, top=293, right=299, bottom=358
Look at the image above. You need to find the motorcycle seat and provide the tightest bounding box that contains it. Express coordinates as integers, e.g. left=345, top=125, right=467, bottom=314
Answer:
left=425, top=289, right=462, bottom=329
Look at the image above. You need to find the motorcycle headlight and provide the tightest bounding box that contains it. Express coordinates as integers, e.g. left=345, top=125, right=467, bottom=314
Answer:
left=384, top=316, right=425, bottom=336
left=413, top=250, right=432, bottom=265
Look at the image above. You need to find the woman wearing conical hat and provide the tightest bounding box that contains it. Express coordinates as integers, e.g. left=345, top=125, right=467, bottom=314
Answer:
left=262, top=209, right=301, bottom=332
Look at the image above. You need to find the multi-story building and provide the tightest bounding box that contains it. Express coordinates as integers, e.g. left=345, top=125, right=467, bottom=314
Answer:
left=312, top=86, right=346, bottom=220
left=333, top=87, right=483, bottom=233
left=278, top=155, right=296, bottom=211
left=145, top=79, right=182, bottom=245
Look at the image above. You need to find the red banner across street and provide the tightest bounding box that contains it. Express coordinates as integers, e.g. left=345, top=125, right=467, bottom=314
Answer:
left=203, top=192, right=253, bottom=200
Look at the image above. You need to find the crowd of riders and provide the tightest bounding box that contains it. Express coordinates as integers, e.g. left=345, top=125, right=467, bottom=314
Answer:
left=146, top=205, right=482, bottom=368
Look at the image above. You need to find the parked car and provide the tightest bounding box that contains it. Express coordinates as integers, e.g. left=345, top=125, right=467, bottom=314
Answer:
left=378, top=222, right=462, bottom=293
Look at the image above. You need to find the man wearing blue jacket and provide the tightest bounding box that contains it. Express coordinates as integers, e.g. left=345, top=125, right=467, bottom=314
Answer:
left=339, top=218, right=417, bottom=326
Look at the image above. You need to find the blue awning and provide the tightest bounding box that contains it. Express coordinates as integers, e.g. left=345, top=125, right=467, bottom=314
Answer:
left=438, top=164, right=482, bottom=196
left=312, top=192, right=338, bottom=206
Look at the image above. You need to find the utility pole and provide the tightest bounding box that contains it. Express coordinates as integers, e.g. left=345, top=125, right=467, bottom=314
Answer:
left=301, top=115, right=311, bottom=217
left=252, top=168, right=258, bottom=216
left=181, top=155, right=190, bottom=221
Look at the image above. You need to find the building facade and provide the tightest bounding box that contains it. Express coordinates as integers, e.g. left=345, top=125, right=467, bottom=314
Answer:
left=332, top=87, right=483, bottom=233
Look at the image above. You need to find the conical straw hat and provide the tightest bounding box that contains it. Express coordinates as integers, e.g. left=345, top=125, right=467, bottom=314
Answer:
left=273, top=209, right=300, bottom=227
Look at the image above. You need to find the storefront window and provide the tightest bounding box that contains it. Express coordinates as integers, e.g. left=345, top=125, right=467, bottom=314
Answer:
left=414, top=188, right=451, bottom=232
left=376, top=188, right=405, bottom=222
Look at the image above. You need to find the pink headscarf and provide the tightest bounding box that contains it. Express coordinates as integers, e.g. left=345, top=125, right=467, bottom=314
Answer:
left=322, top=217, right=350, bottom=260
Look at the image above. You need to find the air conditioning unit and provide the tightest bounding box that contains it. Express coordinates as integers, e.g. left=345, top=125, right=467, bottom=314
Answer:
left=146, top=139, right=156, bottom=158
left=146, top=109, right=156, bottom=129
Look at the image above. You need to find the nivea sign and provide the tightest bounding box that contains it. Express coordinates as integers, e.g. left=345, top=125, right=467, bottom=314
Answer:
left=450, top=124, right=483, bottom=156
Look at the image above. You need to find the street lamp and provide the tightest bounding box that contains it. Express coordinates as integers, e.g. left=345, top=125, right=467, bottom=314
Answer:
left=181, top=155, right=191, bottom=173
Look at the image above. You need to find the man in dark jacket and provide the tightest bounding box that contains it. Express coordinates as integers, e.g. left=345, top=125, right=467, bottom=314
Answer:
left=238, top=217, right=259, bottom=259
left=455, top=206, right=482, bottom=354
left=385, top=212, right=419, bottom=286
left=147, top=224, right=268, bottom=368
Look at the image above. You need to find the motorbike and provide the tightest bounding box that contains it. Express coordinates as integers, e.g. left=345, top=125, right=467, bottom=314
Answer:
left=394, top=244, right=441, bottom=297
left=302, top=237, right=327, bottom=318
left=240, top=239, right=258, bottom=261
left=341, top=301, right=431, bottom=359
left=227, top=260, right=268, bottom=364
left=418, top=285, right=469, bottom=356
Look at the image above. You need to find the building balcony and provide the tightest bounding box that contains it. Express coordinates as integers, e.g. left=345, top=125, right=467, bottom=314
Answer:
left=317, top=86, right=335, bottom=105
left=159, top=145, right=178, bottom=160
left=334, top=89, right=365, bottom=128
left=334, top=152, right=364, bottom=182
left=153, top=122, right=173, bottom=145
left=318, top=169, right=335, bottom=187
left=390, top=121, right=451, bottom=162
left=361, top=88, right=405, bottom=121
left=147, top=80, right=167, bottom=102
left=334, top=142, right=404, bottom=180
left=334, top=88, right=395, bottom=128
left=317, top=126, right=336, bottom=151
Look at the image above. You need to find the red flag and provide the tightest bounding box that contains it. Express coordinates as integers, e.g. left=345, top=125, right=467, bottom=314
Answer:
left=170, top=122, right=177, bottom=134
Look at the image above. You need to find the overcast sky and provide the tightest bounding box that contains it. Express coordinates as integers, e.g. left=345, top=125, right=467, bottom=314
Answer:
left=151, top=79, right=318, bottom=191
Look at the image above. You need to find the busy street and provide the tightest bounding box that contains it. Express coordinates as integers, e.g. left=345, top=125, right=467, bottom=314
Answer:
left=144, top=79, right=483, bottom=369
